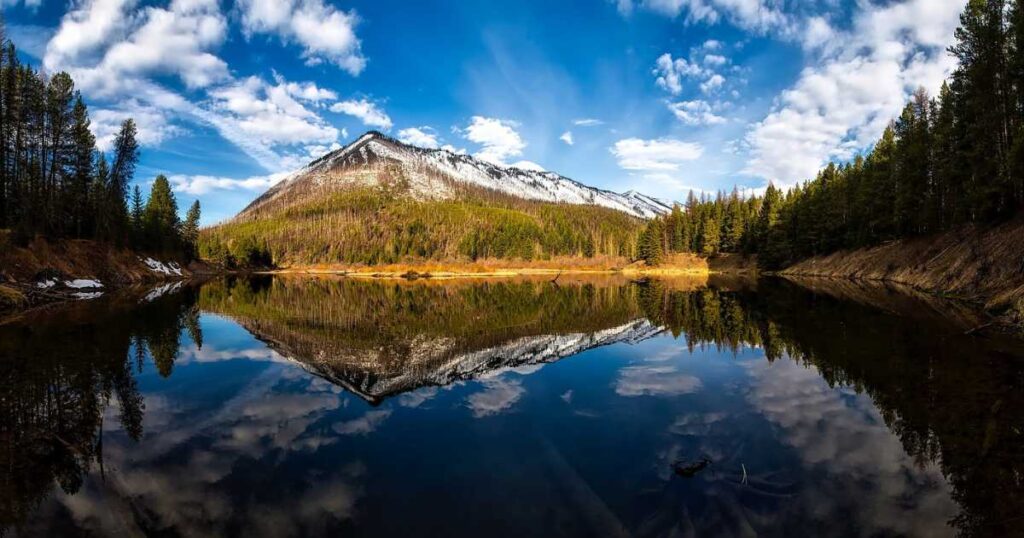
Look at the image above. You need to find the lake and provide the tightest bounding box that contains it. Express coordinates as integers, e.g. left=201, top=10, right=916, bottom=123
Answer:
left=2, top=275, right=1022, bottom=537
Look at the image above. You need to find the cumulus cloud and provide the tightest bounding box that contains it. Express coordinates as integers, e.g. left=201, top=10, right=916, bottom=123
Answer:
left=397, top=126, right=440, bottom=148
left=611, top=138, right=703, bottom=171
left=743, top=0, right=963, bottom=185
left=467, top=377, right=525, bottom=418
left=615, top=365, right=703, bottom=397
left=462, top=116, right=527, bottom=166
left=559, top=131, right=574, bottom=145
left=92, top=103, right=185, bottom=151
left=64, top=0, right=230, bottom=92
left=667, top=100, right=727, bottom=126
left=168, top=171, right=293, bottom=196
left=39, top=0, right=359, bottom=173
left=236, top=0, right=366, bottom=75
left=332, top=410, right=392, bottom=435
left=654, top=53, right=704, bottom=96
left=210, top=76, right=341, bottom=148
left=618, top=0, right=793, bottom=35
left=330, top=98, right=392, bottom=130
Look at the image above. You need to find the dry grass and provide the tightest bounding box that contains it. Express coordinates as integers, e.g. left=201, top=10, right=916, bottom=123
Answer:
left=782, top=214, right=1024, bottom=314
left=0, top=284, right=26, bottom=309
left=265, top=252, right=746, bottom=279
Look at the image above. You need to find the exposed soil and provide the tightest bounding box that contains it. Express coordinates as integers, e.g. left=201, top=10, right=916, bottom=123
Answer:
left=781, top=214, right=1024, bottom=327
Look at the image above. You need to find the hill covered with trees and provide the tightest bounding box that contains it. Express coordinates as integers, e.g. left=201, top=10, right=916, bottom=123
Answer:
left=638, top=0, right=1024, bottom=272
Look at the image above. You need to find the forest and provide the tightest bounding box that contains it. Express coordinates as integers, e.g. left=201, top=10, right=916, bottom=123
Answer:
left=639, top=0, right=1024, bottom=269
left=199, top=182, right=645, bottom=267
left=0, top=26, right=199, bottom=259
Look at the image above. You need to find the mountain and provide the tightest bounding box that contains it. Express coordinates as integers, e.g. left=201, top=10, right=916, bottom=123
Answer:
left=238, top=131, right=672, bottom=221
left=198, top=277, right=663, bottom=404
left=202, top=132, right=666, bottom=267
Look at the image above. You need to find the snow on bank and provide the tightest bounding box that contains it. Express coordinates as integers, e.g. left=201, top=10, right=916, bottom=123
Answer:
left=73, top=292, right=104, bottom=300
left=143, top=282, right=184, bottom=302
left=65, top=279, right=104, bottom=289
left=36, top=279, right=56, bottom=289
left=142, top=257, right=184, bottom=276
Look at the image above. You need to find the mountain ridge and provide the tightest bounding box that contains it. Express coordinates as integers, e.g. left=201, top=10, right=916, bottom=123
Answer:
left=235, top=130, right=673, bottom=221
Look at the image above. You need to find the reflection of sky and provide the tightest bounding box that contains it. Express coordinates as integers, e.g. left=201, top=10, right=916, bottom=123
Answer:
left=28, top=312, right=958, bottom=537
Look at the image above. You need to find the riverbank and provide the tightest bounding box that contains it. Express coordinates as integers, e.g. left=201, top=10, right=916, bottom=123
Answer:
left=0, top=234, right=190, bottom=314
left=261, top=253, right=759, bottom=279
left=781, top=214, right=1024, bottom=327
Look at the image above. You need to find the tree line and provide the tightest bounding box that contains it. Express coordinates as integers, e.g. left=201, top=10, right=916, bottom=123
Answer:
left=0, top=27, right=199, bottom=258
left=640, top=0, right=1024, bottom=269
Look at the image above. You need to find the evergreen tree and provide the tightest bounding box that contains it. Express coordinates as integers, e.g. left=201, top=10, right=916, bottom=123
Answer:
left=182, top=200, right=201, bottom=260
left=143, top=175, right=179, bottom=253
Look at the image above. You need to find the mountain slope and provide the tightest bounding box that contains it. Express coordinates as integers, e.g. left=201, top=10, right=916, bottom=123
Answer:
left=237, top=131, right=672, bottom=221
left=202, top=132, right=666, bottom=267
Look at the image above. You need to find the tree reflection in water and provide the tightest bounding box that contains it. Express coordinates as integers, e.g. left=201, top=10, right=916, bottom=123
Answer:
left=0, top=287, right=202, bottom=532
left=1, top=276, right=1022, bottom=537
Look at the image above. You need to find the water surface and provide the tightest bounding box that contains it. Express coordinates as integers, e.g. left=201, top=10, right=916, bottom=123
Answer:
left=2, top=275, right=1022, bottom=537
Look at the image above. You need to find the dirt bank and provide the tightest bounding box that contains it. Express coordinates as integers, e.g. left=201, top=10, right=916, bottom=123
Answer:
left=781, top=215, right=1024, bottom=324
left=0, top=233, right=190, bottom=313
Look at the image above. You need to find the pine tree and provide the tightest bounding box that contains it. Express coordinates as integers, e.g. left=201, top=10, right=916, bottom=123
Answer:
left=69, top=97, right=95, bottom=237
left=107, top=119, right=139, bottom=244
left=701, top=217, right=720, bottom=255
left=130, top=184, right=144, bottom=246
left=143, top=175, right=179, bottom=253
left=182, top=200, right=201, bottom=260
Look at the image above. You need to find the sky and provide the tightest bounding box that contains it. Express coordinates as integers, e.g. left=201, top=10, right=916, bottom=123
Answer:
left=2, top=0, right=967, bottom=224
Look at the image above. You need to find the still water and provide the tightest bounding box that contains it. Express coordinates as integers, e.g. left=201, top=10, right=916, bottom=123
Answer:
left=2, top=275, right=1023, bottom=537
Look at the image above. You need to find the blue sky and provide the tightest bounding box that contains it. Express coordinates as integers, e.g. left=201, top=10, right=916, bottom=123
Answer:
left=2, top=0, right=965, bottom=224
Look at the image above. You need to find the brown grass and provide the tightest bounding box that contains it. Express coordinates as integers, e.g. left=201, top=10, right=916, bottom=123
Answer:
left=782, top=213, right=1024, bottom=314
left=264, top=252, right=749, bottom=279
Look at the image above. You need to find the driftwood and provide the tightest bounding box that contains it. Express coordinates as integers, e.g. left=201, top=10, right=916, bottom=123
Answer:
left=672, top=457, right=712, bottom=478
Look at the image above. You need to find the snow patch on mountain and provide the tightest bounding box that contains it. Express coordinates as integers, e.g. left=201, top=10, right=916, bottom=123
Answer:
left=239, top=131, right=674, bottom=220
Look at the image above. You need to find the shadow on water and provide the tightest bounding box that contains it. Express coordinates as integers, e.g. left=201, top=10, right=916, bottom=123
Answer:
left=1, top=274, right=1022, bottom=537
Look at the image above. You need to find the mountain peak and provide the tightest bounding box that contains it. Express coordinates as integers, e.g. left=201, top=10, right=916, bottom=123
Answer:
left=238, top=131, right=673, bottom=220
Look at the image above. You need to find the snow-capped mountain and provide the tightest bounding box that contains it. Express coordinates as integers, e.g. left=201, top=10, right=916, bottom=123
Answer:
left=239, top=317, right=664, bottom=404
left=236, top=131, right=672, bottom=220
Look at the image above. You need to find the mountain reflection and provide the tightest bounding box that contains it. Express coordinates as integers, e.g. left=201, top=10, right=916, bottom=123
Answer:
left=0, top=275, right=1021, bottom=537
left=197, top=275, right=674, bottom=403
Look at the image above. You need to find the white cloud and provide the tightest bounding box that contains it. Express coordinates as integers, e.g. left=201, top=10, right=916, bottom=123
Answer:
left=43, top=0, right=135, bottom=71
left=573, top=118, right=604, bottom=127
left=619, top=0, right=793, bottom=35
left=511, top=160, right=545, bottom=172
left=653, top=53, right=704, bottom=95
left=611, top=137, right=703, bottom=171
left=67, top=0, right=230, bottom=92
left=273, top=72, right=338, bottom=103
left=92, top=103, right=185, bottom=151
left=329, top=99, right=392, bottom=130
left=210, top=76, right=340, bottom=148
left=467, top=377, right=525, bottom=418
left=743, top=0, right=964, bottom=185
left=237, top=0, right=366, bottom=75
left=168, top=171, right=292, bottom=196
left=559, top=131, right=574, bottom=145
left=700, top=73, right=725, bottom=94
left=667, top=100, right=727, bottom=126
left=615, top=365, right=703, bottom=397
left=397, top=126, right=440, bottom=148
left=332, top=410, right=392, bottom=435
left=703, top=53, right=727, bottom=66
left=462, top=116, right=526, bottom=166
